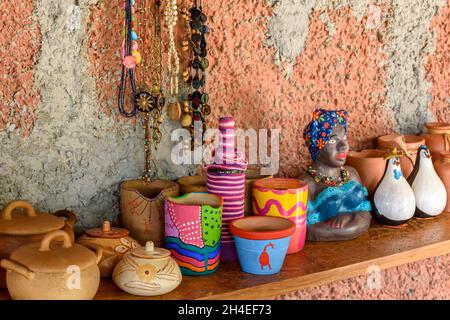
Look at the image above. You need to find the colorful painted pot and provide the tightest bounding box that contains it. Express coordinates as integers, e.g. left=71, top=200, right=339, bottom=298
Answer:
left=165, top=193, right=222, bottom=276
left=252, top=178, right=307, bottom=254
left=230, top=216, right=295, bottom=275
left=377, top=134, right=425, bottom=178
left=176, top=175, right=207, bottom=195
left=244, top=169, right=273, bottom=216
left=120, top=179, right=179, bottom=247
left=420, top=122, right=450, bottom=162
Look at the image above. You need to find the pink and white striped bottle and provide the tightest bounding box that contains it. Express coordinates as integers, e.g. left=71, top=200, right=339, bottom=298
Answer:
left=206, top=116, right=247, bottom=262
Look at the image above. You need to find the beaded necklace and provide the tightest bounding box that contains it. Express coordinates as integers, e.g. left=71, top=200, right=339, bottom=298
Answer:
left=306, top=165, right=350, bottom=187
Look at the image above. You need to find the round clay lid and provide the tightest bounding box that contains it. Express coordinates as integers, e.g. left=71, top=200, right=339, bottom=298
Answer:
left=85, top=221, right=129, bottom=239
left=0, top=200, right=65, bottom=236
left=130, top=241, right=170, bottom=259
left=10, top=230, right=98, bottom=273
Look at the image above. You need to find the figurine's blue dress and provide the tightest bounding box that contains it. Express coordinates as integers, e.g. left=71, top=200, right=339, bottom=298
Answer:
left=307, top=180, right=372, bottom=226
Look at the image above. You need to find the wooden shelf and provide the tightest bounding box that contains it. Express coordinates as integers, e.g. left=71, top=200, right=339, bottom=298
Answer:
left=2, top=214, right=450, bottom=300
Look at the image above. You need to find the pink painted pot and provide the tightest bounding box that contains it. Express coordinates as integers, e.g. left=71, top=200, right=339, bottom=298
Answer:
left=252, top=178, right=308, bottom=254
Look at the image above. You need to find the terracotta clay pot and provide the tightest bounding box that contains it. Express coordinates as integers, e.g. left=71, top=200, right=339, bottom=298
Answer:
left=112, top=241, right=182, bottom=296
left=377, top=134, right=425, bottom=178
left=176, top=175, right=207, bottom=195
left=252, top=178, right=308, bottom=254
left=1, top=230, right=102, bottom=300
left=420, top=122, right=450, bottom=162
left=434, top=151, right=450, bottom=213
left=77, top=221, right=140, bottom=277
left=120, top=179, right=179, bottom=247
left=0, top=200, right=77, bottom=288
left=165, top=192, right=222, bottom=275
left=346, top=149, right=388, bottom=199
left=244, top=169, right=273, bottom=216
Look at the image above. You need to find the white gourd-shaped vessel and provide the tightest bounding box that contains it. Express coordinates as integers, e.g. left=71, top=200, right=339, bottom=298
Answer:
left=373, top=153, right=416, bottom=226
left=408, top=145, right=447, bottom=217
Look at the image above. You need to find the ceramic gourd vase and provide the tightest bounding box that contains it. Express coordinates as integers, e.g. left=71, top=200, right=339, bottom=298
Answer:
left=346, top=149, right=388, bottom=199
left=244, top=169, right=273, bottom=216
left=252, top=178, right=308, bottom=254
left=420, top=122, right=450, bottom=162
left=176, top=175, right=207, bottom=195
left=206, top=116, right=247, bottom=263
left=112, top=241, right=182, bottom=296
left=408, top=146, right=447, bottom=218
left=377, top=134, right=425, bottom=178
left=76, top=221, right=140, bottom=277
left=372, top=151, right=416, bottom=226
left=434, top=151, right=450, bottom=213
left=165, top=193, right=222, bottom=275
left=120, top=179, right=179, bottom=247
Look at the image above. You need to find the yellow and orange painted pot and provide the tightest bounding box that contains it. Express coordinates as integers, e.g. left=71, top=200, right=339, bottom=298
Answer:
left=252, top=178, right=308, bottom=254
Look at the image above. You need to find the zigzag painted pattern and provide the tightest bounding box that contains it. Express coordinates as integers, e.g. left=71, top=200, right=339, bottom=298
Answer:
left=253, top=196, right=307, bottom=217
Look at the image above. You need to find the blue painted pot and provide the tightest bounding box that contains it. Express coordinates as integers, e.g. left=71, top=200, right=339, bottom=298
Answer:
left=230, top=216, right=295, bottom=275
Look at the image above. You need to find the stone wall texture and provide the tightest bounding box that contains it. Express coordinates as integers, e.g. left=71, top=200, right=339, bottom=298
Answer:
left=0, top=0, right=449, bottom=298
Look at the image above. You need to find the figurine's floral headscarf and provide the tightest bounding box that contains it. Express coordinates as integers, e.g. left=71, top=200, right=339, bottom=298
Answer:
left=303, top=109, right=348, bottom=161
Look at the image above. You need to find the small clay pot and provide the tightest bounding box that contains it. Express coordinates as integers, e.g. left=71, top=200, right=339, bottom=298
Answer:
left=1, top=230, right=102, bottom=300
left=77, top=221, right=140, bottom=277
left=176, top=175, right=207, bottom=195
left=120, top=179, right=179, bottom=247
left=252, top=178, right=307, bottom=254
left=230, top=216, right=295, bottom=275
left=377, top=134, right=425, bottom=178
left=112, top=241, right=182, bottom=296
left=346, top=149, right=388, bottom=199
left=165, top=193, right=222, bottom=275
left=434, top=151, right=450, bottom=213
left=244, top=169, right=273, bottom=216
left=420, top=122, right=450, bottom=162
left=0, top=200, right=77, bottom=288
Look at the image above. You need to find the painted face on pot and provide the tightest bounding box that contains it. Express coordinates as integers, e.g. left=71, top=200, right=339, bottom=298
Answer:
left=315, top=125, right=349, bottom=167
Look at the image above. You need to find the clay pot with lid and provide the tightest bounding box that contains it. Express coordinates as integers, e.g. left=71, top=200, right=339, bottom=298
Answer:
left=0, top=230, right=102, bottom=300
left=346, top=149, right=388, bottom=199
left=377, top=134, right=425, bottom=178
left=77, top=221, right=140, bottom=277
left=434, top=151, right=450, bottom=213
left=420, top=122, right=450, bottom=161
left=0, top=200, right=77, bottom=288
left=120, top=179, right=179, bottom=247
left=112, top=241, right=182, bottom=296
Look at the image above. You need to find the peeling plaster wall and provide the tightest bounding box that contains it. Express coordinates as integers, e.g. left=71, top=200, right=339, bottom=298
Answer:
left=0, top=1, right=449, bottom=240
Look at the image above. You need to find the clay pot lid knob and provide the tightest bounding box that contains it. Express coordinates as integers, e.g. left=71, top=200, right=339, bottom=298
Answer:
left=145, top=241, right=154, bottom=253
left=102, top=221, right=111, bottom=233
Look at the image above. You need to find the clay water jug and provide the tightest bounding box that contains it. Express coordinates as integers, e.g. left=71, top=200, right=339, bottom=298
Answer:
left=420, top=122, right=450, bottom=162
left=433, top=151, right=450, bottom=213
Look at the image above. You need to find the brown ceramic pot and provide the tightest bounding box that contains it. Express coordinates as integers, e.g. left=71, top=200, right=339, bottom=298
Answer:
left=346, top=149, right=388, bottom=199
left=76, top=221, right=140, bottom=277
left=434, top=151, right=450, bottom=213
left=420, top=122, right=450, bottom=162
left=0, top=200, right=77, bottom=288
left=176, top=175, right=207, bottom=195
left=244, top=169, right=273, bottom=216
left=377, top=134, right=425, bottom=178
left=120, top=179, right=179, bottom=247
left=1, top=230, right=102, bottom=300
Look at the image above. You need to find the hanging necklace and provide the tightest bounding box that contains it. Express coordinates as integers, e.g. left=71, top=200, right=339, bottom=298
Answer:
left=306, top=165, right=350, bottom=187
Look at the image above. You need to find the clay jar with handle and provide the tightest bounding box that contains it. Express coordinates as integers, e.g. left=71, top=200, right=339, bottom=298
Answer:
left=0, top=230, right=102, bottom=300
left=244, top=169, right=273, bottom=216
left=434, top=151, right=450, bottom=213
left=420, top=122, right=450, bottom=162
left=0, top=200, right=77, bottom=288
left=120, top=179, right=179, bottom=247
left=112, top=241, right=182, bottom=296
left=346, top=149, right=388, bottom=199
left=76, top=221, right=140, bottom=277
left=176, top=175, right=207, bottom=195
left=377, top=134, right=425, bottom=178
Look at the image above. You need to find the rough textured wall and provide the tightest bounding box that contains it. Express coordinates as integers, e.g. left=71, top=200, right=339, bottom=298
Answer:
left=0, top=0, right=449, bottom=228
left=275, top=253, right=450, bottom=299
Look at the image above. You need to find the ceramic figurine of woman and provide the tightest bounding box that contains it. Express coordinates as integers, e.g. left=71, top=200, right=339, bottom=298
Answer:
left=301, top=109, right=372, bottom=241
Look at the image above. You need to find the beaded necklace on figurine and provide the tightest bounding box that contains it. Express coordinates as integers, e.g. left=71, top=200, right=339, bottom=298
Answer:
left=306, top=165, right=350, bottom=187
